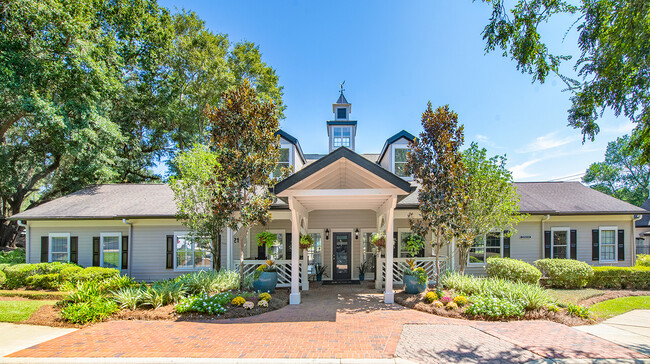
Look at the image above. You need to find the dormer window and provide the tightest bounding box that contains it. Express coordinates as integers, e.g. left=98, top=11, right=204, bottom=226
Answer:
left=333, top=127, right=351, bottom=148
left=273, top=147, right=291, bottom=177
left=336, top=108, right=347, bottom=119
left=394, top=147, right=409, bottom=177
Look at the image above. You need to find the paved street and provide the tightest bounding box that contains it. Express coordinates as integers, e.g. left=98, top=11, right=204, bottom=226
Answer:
left=4, top=284, right=648, bottom=361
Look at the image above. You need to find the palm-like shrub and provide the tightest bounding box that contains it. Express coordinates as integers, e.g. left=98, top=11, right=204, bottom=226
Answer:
left=112, top=286, right=144, bottom=310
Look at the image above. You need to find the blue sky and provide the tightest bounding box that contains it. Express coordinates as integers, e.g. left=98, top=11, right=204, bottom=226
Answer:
left=158, top=0, right=634, bottom=181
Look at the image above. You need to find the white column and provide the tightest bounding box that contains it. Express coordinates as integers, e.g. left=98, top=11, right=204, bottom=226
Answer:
left=226, top=228, right=233, bottom=270
left=289, top=197, right=301, bottom=305
left=302, top=252, right=309, bottom=291
left=383, top=196, right=397, bottom=304
left=375, top=213, right=384, bottom=290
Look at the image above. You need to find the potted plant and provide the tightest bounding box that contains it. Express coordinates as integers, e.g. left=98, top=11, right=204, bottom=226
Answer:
left=299, top=234, right=314, bottom=250
left=358, top=259, right=371, bottom=281
left=371, top=233, right=386, bottom=251
left=256, top=231, right=279, bottom=257
left=403, top=258, right=428, bottom=294
left=253, top=259, right=278, bottom=293
left=313, top=263, right=327, bottom=282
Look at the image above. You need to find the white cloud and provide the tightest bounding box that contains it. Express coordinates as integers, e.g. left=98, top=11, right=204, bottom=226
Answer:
left=476, top=134, right=488, bottom=142
left=518, top=131, right=578, bottom=153
left=603, top=121, right=635, bottom=135
left=510, top=159, right=541, bottom=180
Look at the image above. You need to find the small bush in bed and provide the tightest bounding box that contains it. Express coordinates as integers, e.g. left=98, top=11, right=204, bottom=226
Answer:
left=534, top=259, right=593, bottom=288
left=486, top=257, right=541, bottom=284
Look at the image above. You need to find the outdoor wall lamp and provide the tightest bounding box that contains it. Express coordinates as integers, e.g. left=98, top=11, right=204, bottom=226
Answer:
left=325, top=228, right=330, bottom=240
left=354, top=228, right=359, bottom=240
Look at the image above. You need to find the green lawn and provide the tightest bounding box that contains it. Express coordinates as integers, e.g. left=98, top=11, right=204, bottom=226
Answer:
left=547, top=288, right=604, bottom=305
left=0, top=290, right=67, bottom=300
left=589, top=296, right=650, bottom=320
left=0, top=300, right=58, bottom=322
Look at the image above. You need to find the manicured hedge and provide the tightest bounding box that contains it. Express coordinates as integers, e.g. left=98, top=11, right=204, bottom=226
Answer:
left=2, top=263, right=120, bottom=290
left=534, top=259, right=594, bottom=289
left=0, top=270, right=5, bottom=286
left=486, top=257, right=541, bottom=284
left=588, top=266, right=650, bottom=290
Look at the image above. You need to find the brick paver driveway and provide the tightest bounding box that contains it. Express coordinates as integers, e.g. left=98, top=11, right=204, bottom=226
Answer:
left=6, top=283, right=649, bottom=361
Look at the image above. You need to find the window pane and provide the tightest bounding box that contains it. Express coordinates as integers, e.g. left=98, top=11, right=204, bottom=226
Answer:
left=334, top=128, right=341, bottom=137
left=342, top=128, right=351, bottom=137
left=486, top=233, right=500, bottom=247
left=553, top=246, right=568, bottom=259
left=469, top=236, right=485, bottom=264
left=395, top=163, right=407, bottom=177
left=51, top=253, right=68, bottom=262
left=553, top=231, right=568, bottom=246
left=51, top=237, right=68, bottom=253
left=176, top=251, right=193, bottom=268
left=600, top=245, right=615, bottom=261
left=308, top=233, right=322, bottom=272
left=102, top=235, right=120, bottom=269
left=395, top=148, right=408, bottom=162
left=337, top=108, right=346, bottom=119
left=601, top=230, right=615, bottom=245
left=600, top=229, right=616, bottom=260
left=279, top=148, right=289, bottom=162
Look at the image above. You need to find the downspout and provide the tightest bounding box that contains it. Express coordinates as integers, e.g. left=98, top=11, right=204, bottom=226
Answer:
left=17, top=220, right=28, bottom=264
left=122, top=219, right=133, bottom=277
left=633, top=214, right=642, bottom=266
left=541, top=214, right=550, bottom=259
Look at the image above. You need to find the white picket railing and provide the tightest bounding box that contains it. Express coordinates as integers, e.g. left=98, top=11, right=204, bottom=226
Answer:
left=242, top=259, right=304, bottom=288
left=377, top=257, right=447, bottom=286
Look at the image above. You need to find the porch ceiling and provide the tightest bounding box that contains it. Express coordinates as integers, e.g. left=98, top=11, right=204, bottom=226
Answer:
left=288, top=189, right=396, bottom=211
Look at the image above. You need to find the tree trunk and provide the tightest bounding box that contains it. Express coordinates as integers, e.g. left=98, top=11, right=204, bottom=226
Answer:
left=211, top=230, right=221, bottom=271
left=0, top=219, right=19, bottom=248
left=434, top=227, right=441, bottom=289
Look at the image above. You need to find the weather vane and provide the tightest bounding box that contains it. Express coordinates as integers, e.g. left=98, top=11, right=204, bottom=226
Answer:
left=339, top=80, right=345, bottom=94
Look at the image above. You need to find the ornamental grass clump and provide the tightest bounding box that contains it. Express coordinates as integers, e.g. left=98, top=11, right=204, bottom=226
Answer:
left=177, top=269, right=240, bottom=295
left=112, top=286, right=144, bottom=310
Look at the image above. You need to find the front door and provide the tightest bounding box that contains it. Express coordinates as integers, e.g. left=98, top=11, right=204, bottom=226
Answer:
left=333, top=232, right=351, bottom=280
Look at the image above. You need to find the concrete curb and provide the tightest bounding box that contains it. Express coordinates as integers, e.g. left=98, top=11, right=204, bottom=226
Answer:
left=0, top=359, right=419, bottom=364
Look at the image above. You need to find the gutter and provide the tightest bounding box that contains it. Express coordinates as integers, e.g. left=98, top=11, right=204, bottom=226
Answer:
left=122, top=219, right=133, bottom=277
left=541, top=214, right=551, bottom=259
left=16, top=220, right=28, bottom=264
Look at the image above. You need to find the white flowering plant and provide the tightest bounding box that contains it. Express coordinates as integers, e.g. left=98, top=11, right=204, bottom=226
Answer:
left=464, top=295, right=525, bottom=318
left=175, top=291, right=234, bottom=315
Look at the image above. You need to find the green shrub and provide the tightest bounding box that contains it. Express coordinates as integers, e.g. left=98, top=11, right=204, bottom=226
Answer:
left=64, top=281, right=103, bottom=304
left=588, top=266, right=650, bottom=289
left=26, top=273, right=61, bottom=290
left=74, top=267, right=120, bottom=282
left=98, top=275, right=134, bottom=292
left=636, top=254, right=650, bottom=267
left=0, top=264, right=9, bottom=272
left=486, top=257, right=541, bottom=284
left=3, top=264, right=38, bottom=289
left=465, top=295, right=525, bottom=318
left=59, top=266, right=83, bottom=282
left=534, top=259, right=594, bottom=288
left=567, top=303, right=590, bottom=319
left=176, top=292, right=233, bottom=315
left=60, top=297, right=118, bottom=325
left=0, top=249, right=26, bottom=264
left=0, top=270, right=5, bottom=286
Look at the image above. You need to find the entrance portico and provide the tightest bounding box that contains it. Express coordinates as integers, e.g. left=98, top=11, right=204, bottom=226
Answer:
left=274, top=147, right=413, bottom=304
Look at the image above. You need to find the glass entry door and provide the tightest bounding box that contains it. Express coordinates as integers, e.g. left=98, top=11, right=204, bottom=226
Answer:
left=333, top=232, right=351, bottom=280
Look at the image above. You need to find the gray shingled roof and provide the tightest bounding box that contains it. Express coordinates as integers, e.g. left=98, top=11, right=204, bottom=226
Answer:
left=335, top=92, right=349, bottom=104
left=398, top=182, right=647, bottom=214
left=11, top=181, right=647, bottom=220
left=10, top=184, right=177, bottom=220
left=636, top=198, right=650, bottom=227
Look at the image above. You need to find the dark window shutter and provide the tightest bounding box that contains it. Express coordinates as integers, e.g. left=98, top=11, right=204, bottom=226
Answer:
left=70, top=237, right=78, bottom=264
left=41, top=236, right=49, bottom=262
left=285, top=233, right=292, bottom=260
left=570, top=230, right=577, bottom=260
left=92, top=237, right=100, bottom=266
left=121, top=236, right=129, bottom=270
left=256, top=239, right=266, bottom=260
left=393, top=232, right=398, bottom=258
left=166, top=235, right=174, bottom=269
left=503, top=230, right=511, bottom=258
left=592, top=229, right=599, bottom=261
left=544, top=231, right=551, bottom=259
left=618, top=229, right=625, bottom=261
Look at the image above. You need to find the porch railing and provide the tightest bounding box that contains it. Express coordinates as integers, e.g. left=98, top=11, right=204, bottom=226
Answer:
left=377, top=257, right=448, bottom=287
left=241, top=259, right=304, bottom=288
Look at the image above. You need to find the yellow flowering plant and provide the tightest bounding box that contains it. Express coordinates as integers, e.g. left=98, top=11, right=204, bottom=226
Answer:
left=231, top=296, right=246, bottom=306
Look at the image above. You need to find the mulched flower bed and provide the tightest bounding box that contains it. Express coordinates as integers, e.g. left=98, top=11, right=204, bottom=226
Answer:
left=395, top=290, right=592, bottom=326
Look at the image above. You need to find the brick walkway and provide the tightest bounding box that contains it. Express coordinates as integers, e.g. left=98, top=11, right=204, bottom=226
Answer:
left=6, top=283, right=649, bottom=360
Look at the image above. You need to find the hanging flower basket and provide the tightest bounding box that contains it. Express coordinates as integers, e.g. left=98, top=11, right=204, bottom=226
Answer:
left=257, top=231, right=278, bottom=247
left=299, top=234, right=314, bottom=250
left=371, top=233, right=386, bottom=249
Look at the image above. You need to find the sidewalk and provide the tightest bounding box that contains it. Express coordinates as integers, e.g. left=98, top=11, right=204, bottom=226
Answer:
left=575, top=310, right=650, bottom=356
left=0, top=323, right=76, bottom=357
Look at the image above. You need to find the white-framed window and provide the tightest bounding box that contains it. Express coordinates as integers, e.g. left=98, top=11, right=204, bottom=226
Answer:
left=599, top=226, right=618, bottom=262
left=551, top=227, right=570, bottom=259
left=273, top=147, right=291, bottom=177
left=468, top=232, right=502, bottom=265
left=336, top=108, right=347, bottom=119
left=49, top=233, right=70, bottom=263
left=174, top=233, right=212, bottom=270
left=100, top=232, right=121, bottom=269
left=267, top=230, right=285, bottom=260
left=393, top=147, right=409, bottom=178
left=332, top=127, right=352, bottom=148
left=307, top=230, right=323, bottom=274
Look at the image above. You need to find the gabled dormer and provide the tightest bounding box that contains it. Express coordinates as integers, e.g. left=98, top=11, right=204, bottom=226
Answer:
left=274, top=129, right=306, bottom=176
left=378, top=130, right=416, bottom=180
left=327, top=91, right=357, bottom=152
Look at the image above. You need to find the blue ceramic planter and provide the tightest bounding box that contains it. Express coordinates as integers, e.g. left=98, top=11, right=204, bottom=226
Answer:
left=403, top=274, right=426, bottom=294
left=253, top=271, right=278, bottom=293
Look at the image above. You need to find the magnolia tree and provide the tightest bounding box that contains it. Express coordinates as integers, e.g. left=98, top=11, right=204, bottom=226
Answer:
left=407, top=103, right=469, bottom=287
left=457, top=143, right=524, bottom=274
left=169, top=144, right=229, bottom=270
left=205, top=80, right=281, bottom=284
